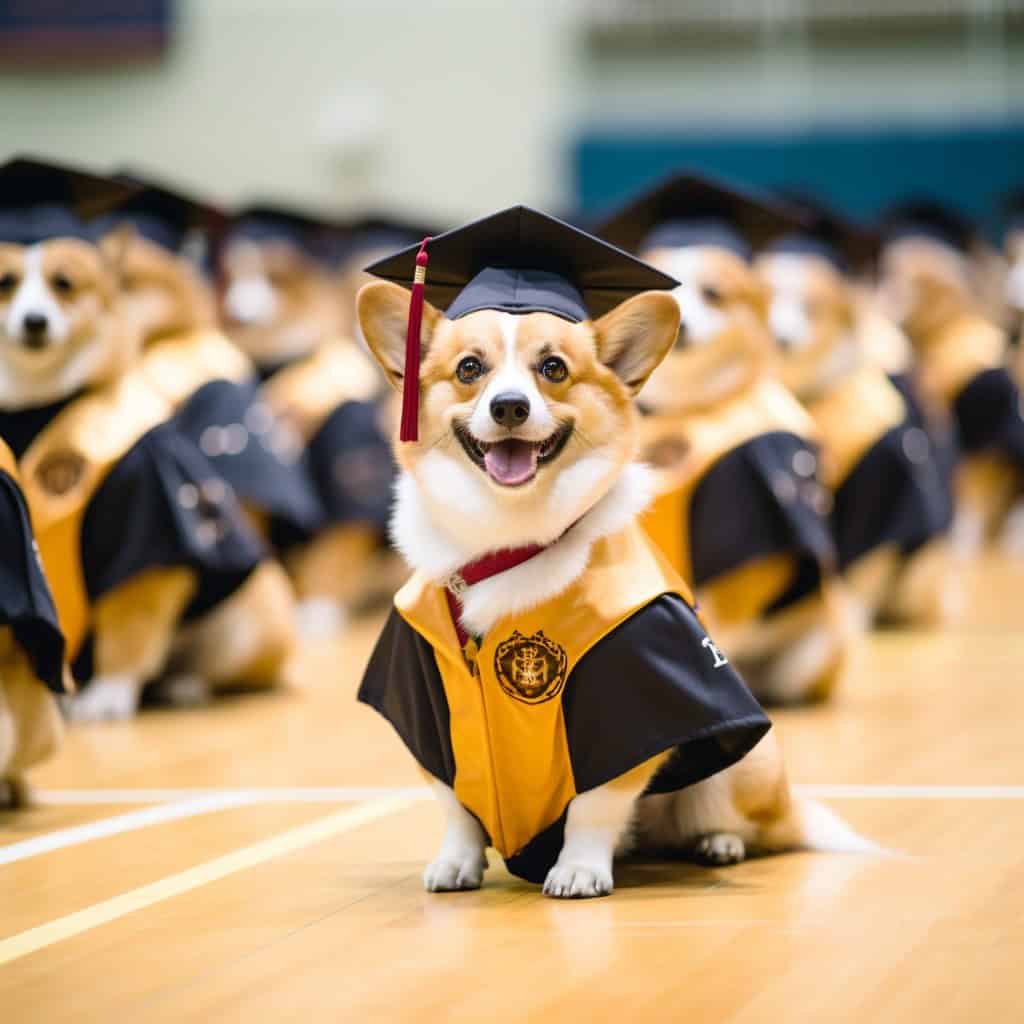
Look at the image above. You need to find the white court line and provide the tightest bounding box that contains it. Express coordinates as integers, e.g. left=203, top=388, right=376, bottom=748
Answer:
left=0, top=794, right=419, bottom=967
left=30, top=783, right=1024, bottom=806
left=795, top=784, right=1024, bottom=800
left=33, top=786, right=431, bottom=805
left=0, top=792, right=267, bottom=867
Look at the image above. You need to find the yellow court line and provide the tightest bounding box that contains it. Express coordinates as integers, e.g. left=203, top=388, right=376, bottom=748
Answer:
left=0, top=794, right=419, bottom=968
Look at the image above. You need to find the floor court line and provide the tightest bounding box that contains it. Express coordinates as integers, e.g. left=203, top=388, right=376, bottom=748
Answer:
left=0, top=793, right=419, bottom=968
left=30, top=783, right=1024, bottom=805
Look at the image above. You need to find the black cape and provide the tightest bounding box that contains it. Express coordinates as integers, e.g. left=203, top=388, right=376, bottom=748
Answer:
left=174, top=377, right=326, bottom=549
left=952, top=367, right=1024, bottom=472
left=359, top=593, right=770, bottom=883
left=689, top=432, right=837, bottom=613
left=0, top=467, right=66, bottom=693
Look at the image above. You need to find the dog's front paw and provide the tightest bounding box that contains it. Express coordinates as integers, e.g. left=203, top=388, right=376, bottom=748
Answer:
left=65, top=677, right=141, bottom=722
left=543, top=862, right=613, bottom=899
left=693, top=832, right=746, bottom=866
left=423, top=852, right=486, bottom=892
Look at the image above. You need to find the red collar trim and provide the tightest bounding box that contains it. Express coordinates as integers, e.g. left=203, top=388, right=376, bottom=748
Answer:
left=443, top=542, right=548, bottom=651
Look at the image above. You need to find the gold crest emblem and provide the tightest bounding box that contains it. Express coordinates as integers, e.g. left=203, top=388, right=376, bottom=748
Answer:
left=35, top=450, right=86, bottom=496
left=494, top=630, right=568, bottom=704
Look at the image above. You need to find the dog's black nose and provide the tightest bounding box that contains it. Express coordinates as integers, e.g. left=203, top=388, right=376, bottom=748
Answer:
left=490, top=392, right=530, bottom=427
left=23, top=312, right=48, bottom=335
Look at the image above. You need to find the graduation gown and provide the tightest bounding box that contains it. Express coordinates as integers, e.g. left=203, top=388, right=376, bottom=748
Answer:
left=805, top=364, right=952, bottom=569
left=0, top=369, right=264, bottom=669
left=917, top=313, right=1024, bottom=471
left=259, top=342, right=395, bottom=534
left=0, top=439, right=66, bottom=694
left=640, top=377, right=836, bottom=616
left=140, top=329, right=326, bottom=549
left=358, top=521, right=771, bottom=883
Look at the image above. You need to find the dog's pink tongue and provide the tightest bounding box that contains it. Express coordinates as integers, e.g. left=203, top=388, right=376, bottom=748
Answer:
left=484, top=439, right=538, bottom=486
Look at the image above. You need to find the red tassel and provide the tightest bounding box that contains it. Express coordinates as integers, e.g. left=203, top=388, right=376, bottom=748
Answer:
left=399, top=237, right=432, bottom=442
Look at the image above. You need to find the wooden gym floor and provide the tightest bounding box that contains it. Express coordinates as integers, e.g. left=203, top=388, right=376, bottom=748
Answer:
left=2, top=553, right=1023, bottom=1023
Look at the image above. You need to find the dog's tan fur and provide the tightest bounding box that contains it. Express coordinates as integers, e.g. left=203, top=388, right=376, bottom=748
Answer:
left=358, top=279, right=868, bottom=897
left=0, top=626, right=64, bottom=807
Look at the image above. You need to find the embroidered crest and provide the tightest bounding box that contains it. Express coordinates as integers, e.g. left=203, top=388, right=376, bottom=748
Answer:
left=34, top=450, right=86, bottom=496
left=494, top=630, right=568, bottom=704
left=702, top=635, right=729, bottom=669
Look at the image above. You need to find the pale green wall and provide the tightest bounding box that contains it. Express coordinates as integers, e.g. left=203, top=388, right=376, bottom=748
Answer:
left=1, top=1, right=1021, bottom=220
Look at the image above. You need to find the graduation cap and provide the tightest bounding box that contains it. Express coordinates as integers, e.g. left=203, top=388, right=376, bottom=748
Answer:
left=766, top=191, right=879, bottom=277
left=226, top=204, right=341, bottom=265
left=95, top=170, right=229, bottom=267
left=0, top=156, right=138, bottom=245
left=1001, top=189, right=1024, bottom=241
left=593, top=172, right=806, bottom=262
left=337, top=213, right=442, bottom=266
left=880, top=199, right=977, bottom=254
left=364, top=204, right=678, bottom=441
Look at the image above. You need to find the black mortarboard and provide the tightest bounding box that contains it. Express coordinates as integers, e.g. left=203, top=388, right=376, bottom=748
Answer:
left=96, top=170, right=229, bottom=264
left=337, top=213, right=442, bottom=267
left=1001, top=189, right=1024, bottom=240
left=364, top=204, right=678, bottom=440
left=767, top=191, right=879, bottom=277
left=880, top=200, right=976, bottom=254
left=226, top=204, right=340, bottom=264
left=594, top=172, right=805, bottom=262
left=0, top=156, right=138, bottom=245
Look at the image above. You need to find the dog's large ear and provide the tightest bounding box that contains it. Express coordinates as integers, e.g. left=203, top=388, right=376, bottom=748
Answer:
left=593, top=291, right=681, bottom=395
left=357, top=281, right=442, bottom=389
left=97, top=222, right=137, bottom=282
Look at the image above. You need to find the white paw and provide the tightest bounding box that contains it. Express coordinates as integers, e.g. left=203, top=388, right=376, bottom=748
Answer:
left=65, top=677, right=141, bottom=722
left=693, top=832, right=746, bottom=866
left=295, top=598, right=347, bottom=641
left=543, top=862, right=613, bottom=899
left=146, top=673, right=212, bottom=708
left=423, top=851, right=486, bottom=892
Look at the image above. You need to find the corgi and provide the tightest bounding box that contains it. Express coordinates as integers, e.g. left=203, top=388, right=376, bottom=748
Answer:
left=0, top=233, right=277, bottom=720
left=353, top=207, right=871, bottom=898
left=97, top=221, right=301, bottom=701
left=879, top=228, right=1024, bottom=555
left=0, top=437, right=66, bottom=807
left=220, top=209, right=399, bottom=635
left=635, top=242, right=851, bottom=704
left=758, top=248, right=957, bottom=627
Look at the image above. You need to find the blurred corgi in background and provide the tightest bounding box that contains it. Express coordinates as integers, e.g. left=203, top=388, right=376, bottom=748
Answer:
left=758, top=202, right=957, bottom=627
left=879, top=201, right=1024, bottom=555
left=0, top=158, right=276, bottom=720
left=356, top=206, right=871, bottom=899
left=596, top=175, right=850, bottom=704
left=93, top=177, right=305, bottom=698
left=220, top=207, right=398, bottom=636
left=0, top=435, right=66, bottom=806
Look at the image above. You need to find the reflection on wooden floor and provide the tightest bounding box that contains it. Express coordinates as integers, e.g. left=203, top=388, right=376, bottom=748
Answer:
left=2, top=552, right=1022, bottom=1023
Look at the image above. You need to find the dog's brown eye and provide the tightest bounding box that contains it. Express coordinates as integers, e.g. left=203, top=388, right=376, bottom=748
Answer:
left=456, top=356, right=484, bottom=384
left=0, top=271, right=17, bottom=293
left=539, top=356, right=568, bottom=383
left=52, top=273, right=73, bottom=295
left=701, top=285, right=723, bottom=305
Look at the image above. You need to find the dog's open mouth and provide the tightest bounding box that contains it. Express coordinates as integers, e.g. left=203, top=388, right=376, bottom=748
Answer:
left=455, top=422, right=573, bottom=487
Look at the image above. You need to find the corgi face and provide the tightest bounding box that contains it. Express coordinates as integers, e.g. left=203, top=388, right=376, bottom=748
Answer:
left=100, top=230, right=215, bottom=344
left=637, top=245, right=771, bottom=414
left=878, top=238, right=972, bottom=339
left=0, top=239, right=131, bottom=408
left=220, top=239, right=341, bottom=365
left=358, top=282, right=679, bottom=547
left=757, top=252, right=855, bottom=397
